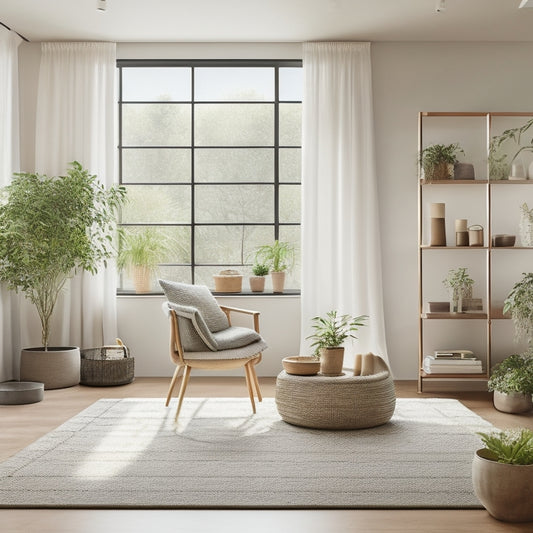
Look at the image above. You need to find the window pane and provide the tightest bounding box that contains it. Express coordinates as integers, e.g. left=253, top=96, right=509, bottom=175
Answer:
left=122, top=149, right=191, bottom=183
left=149, top=265, right=192, bottom=286
left=279, top=148, right=301, bottom=182
left=278, top=225, right=301, bottom=290
left=279, top=185, right=301, bottom=224
left=122, top=104, right=191, bottom=146
left=279, top=103, right=302, bottom=146
left=195, top=67, right=274, bottom=101
left=122, top=67, right=191, bottom=101
left=195, top=148, right=274, bottom=182
left=195, top=104, right=274, bottom=146
left=195, top=225, right=273, bottom=265
left=121, top=185, right=191, bottom=224
left=195, top=184, right=274, bottom=223
left=279, top=67, right=303, bottom=101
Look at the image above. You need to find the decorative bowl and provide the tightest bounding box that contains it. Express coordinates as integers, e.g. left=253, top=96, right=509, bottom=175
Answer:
left=282, top=356, right=320, bottom=376
left=492, top=234, right=516, bottom=247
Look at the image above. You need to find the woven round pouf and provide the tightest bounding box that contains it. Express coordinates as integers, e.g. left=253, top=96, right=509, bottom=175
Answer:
left=275, top=368, right=396, bottom=430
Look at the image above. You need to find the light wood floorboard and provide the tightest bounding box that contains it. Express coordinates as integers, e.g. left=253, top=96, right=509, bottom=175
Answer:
left=1, top=377, right=533, bottom=532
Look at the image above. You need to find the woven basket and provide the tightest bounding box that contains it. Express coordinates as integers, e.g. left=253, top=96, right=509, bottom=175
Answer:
left=80, top=345, right=134, bottom=387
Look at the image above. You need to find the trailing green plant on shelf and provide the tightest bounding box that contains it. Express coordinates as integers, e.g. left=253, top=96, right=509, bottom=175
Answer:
left=489, top=117, right=533, bottom=180
left=503, top=272, right=533, bottom=344
left=476, top=428, right=533, bottom=465
left=487, top=351, right=533, bottom=395
left=419, top=143, right=464, bottom=181
left=307, top=310, right=368, bottom=356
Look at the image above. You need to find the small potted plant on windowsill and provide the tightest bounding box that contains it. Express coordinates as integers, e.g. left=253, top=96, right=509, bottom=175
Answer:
left=117, top=227, right=170, bottom=294
left=306, top=310, right=368, bottom=376
left=254, top=240, right=295, bottom=293
left=419, top=143, right=464, bottom=181
left=249, top=263, right=269, bottom=293
left=472, top=428, right=533, bottom=522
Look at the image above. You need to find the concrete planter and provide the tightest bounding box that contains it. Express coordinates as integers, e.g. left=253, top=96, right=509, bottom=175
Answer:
left=493, top=390, right=533, bottom=414
left=20, top=347, right=80, bottom=390
left=472, top=450, right=533, bottom=522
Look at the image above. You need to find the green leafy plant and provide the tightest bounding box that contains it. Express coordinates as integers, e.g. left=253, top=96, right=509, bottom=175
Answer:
left=489, top=118, right=533, bottom=180
left=488, top=352, right=533, bottom=395
left=477, top=428, right=533, bottom=465
left=420, top=143, right=464, bottom=181
left=0, top=162, right=126, bottom=349
left=117, top=227, right=170, bottom=275
left=504, top=272, right=533, bottom=344
left=443, top=267, right=474, bottom=293
left=254, top=240, right=295, bottom=273
left=251, top=263, right=269, bottom=277
left=306, top=310, right=368, bottom=356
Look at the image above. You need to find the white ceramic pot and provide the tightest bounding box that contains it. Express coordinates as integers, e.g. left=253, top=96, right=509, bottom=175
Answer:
left=472, top=450, right=533, bottom=522
left=319, top=347, right=344, bottom=376
left=493, top=390, right=533, bottom=414
left=20, top=347, right=80, bottom=390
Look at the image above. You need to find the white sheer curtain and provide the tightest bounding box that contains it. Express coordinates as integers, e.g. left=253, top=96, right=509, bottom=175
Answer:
left=0, top=26, right=22, bottom=381
left=299, top=42, right=389, bottom=368
left=34, top=42, right=118, bottom=349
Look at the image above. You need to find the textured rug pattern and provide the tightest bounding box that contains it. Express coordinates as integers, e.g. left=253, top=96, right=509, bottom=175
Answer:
left=0, top=397, right=493, bottom=509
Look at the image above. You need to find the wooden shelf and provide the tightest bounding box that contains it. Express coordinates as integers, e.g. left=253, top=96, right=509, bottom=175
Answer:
left=422, top=312, right=487, bottom=319
left=420, top=245, right=487, bottom=250
left=420, top=179, right=488, bottom=185
left=420, top=371, right=489, bottom=380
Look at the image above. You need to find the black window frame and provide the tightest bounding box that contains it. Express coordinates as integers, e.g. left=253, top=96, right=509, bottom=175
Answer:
left=117, top=58, right=302, bottom=294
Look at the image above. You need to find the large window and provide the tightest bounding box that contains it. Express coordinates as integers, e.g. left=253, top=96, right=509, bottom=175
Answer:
left=117, top=60, right=302, bottom=293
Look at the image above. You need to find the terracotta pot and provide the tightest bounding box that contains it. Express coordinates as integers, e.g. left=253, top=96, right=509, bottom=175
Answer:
left=271, top=271, right=286, bottom=293
left=319, top=347, right=344, bottom=376
left=493, top=390, right=533, bottom=414
left=249, top=276, right=266, bottom=293
left=20, top=347, right=80, bottom=390
left=472, top=450, right=533, bottom=522
left=132, top=265, right=152, bottom=293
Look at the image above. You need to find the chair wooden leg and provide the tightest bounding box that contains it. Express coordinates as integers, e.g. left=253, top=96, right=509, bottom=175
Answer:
left=244, top=362, right=256, bottom=414
left=165, top=365, right=184, bottom=407
left=175, top=365, right=192, bottom=421
left=250, top=362, right=262, bottom=402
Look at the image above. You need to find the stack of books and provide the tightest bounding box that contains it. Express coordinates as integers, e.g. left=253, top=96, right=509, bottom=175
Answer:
left=423, top=350, right=483, bottom=374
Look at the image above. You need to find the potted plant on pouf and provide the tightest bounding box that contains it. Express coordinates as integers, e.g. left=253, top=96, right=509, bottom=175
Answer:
left=249, top=263, right=269, bottom=293
left=118, top=227, right=170, bottom=293
left=0, top=162, right=126, bottom=389
left=254, top=240, right=295, bottom=293
left=487, top=352, right=533, bottom=413
left=472, top=428, right=533, bottom=522
left=307, top=310, right=367, bottom=376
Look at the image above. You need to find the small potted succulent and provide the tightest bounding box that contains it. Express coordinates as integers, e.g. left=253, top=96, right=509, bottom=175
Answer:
left=472, top=428, right=533, bottom=522
left=442, top=267, right=474, bottom=313
left=306, top=310, right=367, bottom=376
left=488, top=352, right=533, bottom=413
left=249, top=263, right=269, bottom=293
left=419, top=143, right=464, bottom=181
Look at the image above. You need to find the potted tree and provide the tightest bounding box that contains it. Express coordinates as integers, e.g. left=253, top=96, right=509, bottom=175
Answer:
left=472, top=428, right=533, bottom=522
left=254, top=240, right=295, bottom=293
left=118, top=227, right=170, bottom=293
left=248, top=263, right=269, bottom=293
left=419, top=143, right=464, bottom=181
left=488, top=353, right=533, bottom=413
left=0, top=162, right=126, bottom=389
left=442, top=267, right=474, bottom=313
left=306, top=310, right=367, bottom=376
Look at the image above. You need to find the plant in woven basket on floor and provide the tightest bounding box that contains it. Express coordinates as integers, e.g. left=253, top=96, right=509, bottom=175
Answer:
left=472, top=428, right=533, bottom=522
left=306, top=310, right=367, bottom=376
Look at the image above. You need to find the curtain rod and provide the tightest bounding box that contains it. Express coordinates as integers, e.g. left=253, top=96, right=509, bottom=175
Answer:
left=0, top=21, right=30, bottom=42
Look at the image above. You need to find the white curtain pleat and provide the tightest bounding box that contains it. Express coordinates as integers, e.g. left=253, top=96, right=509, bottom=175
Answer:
left=34, top=42, right=118, bottom=349
left=300, top=42, right=389, bottom=369
left=0, top=26, right=22, bottom=381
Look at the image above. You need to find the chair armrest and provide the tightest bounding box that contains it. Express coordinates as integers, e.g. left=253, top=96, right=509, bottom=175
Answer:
left=219, top=306, right=261, bottom=333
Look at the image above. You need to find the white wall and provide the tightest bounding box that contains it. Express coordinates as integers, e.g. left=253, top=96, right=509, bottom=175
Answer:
left=16, top=40, right=533, bottom=379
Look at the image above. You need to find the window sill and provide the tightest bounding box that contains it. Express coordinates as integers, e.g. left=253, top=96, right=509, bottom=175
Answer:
left=117, top=289, right=301, bottom=297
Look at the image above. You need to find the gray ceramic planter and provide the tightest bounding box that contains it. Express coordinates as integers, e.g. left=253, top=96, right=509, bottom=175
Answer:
left=20, top=347, right=80, bottom=390
left=493, top=390, right=533, bottom=414
left=472, top=450, right=533, bottom=522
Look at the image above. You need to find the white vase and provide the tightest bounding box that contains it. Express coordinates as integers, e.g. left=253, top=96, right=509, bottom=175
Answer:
left=510, top=158, right=526, bottom=179
left=519, top=208, right=533, bottom=247
left=528, top=160, right=533, bottom=179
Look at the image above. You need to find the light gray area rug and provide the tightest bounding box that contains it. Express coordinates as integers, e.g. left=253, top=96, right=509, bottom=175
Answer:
left=0, top=397, right=493, bottom=509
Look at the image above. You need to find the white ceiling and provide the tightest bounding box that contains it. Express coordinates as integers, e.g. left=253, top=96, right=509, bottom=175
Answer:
left=2, top=0, right=533, bottom=43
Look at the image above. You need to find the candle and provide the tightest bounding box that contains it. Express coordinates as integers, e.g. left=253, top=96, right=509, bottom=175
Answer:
left=455, top=219, right=468, bottom=232
left=361, top=353, right=375, bottom=376
left=354, top=354, right=362, bottom=376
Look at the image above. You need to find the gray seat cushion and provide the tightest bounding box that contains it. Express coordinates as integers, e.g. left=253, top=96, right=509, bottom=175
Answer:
left=212, top=326, right=262, bottom=350
left=159, top=280, right=229, bottom=332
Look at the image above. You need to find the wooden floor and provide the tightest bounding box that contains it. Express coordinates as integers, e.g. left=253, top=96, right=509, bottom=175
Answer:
left=1, top=377, right=533, bottom=532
